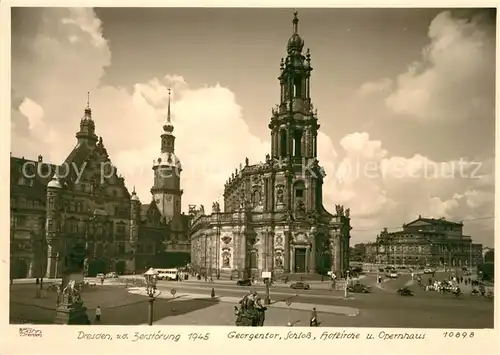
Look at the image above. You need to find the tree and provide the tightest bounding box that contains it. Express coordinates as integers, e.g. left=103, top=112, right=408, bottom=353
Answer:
left=478, top=262, right=494, bottom=281
left=484, top=250, right=494, bottom=263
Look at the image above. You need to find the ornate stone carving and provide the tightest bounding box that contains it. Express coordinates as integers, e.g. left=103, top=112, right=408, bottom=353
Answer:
left=335, top=204, right=344, bottom=217
left=212, top=201, right=220, bottom=213
left=274, top=252, right=284, bottom=268
left=294, top=233, right=307, bottom=243
left=221, top=249, right=231, bottom=268
left=275, top=184, right=285, bottom=205
left=221, top=235, right=232, bottom=245
left=275, top=234, right=284, bottom=247
left=345, top=208, right=350, bottom=218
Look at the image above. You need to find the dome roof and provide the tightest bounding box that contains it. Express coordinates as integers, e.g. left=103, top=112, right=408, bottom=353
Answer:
left=163, top=122, right=174, bottom=134
left=153, top=152, right=182, bottom=169
left=287, top=33, right=304, bottom=53
left=47, top=175, right=62, bottom=189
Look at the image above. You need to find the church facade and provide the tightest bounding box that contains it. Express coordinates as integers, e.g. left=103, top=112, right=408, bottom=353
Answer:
left=190, top=12, right=351, bottom=279
left=10, top=92, right=189, bottom=279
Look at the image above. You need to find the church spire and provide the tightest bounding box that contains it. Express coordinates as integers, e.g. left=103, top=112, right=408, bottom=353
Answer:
left=83, top=91, right=92, bottom=121
left=160, top=88, right=176, bottom=154
left=292, top=10, right=299, bottom=34
left=163, top=88, right=174, bottom=134
left=167, top=88, right=172, bottom=124
left=76, top=91, right=97, bottom=145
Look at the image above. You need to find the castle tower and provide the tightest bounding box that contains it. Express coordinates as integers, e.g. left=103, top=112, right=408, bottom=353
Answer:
left=45, top=175, right=62, bottom=278
left=269, top=12, right=323, bottom=214
left=150, top=89, right=183, bottom=221
left=76, top=92, right=98, bottom=146
left=128, top=187, right=141, bottom=271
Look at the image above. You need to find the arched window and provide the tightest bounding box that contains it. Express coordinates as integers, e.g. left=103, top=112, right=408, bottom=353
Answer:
left=293, top=130, right=302, bottom=156
left=294, top=77, right=302, bottom=98
left=250, top=251, right=258, bottom=269
left=294, top=180, right=305, bottom=199
left=280, top=130, right=287, bottom=157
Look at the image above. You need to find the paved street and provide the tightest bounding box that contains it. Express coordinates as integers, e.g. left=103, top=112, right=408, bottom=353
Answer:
left=10, top=273, right=493, bottom=328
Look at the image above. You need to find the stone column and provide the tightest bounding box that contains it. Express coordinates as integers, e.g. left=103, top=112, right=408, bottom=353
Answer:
left=336, top=235, right=342, bottom=276
left=46, top=244, right=58, bottom=279
left=284, top=230, right=290, bottom=273
left=309, top=227, right=317, bottom=273
left=27, top=258, right=33, bottom=278
left=290, top=245, right=295, bottom=273
left=305, top=247, right=309, bottom=273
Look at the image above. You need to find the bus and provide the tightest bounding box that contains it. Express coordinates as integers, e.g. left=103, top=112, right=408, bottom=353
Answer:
left=156, top=268, right=179, bottom=281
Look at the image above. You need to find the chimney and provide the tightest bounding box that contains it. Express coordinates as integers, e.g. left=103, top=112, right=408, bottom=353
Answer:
left=38, top=154, right=43, bottom=162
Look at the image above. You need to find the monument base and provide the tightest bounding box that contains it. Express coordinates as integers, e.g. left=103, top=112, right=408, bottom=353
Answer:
left=54, top=301, right=90, bottom=325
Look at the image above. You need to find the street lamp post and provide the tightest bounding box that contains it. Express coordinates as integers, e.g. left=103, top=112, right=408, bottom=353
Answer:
left=144, top=267, right=159, bottom=326
left=264, top=277, right=271, bottom=305
left=204, top=234, right=207, bottom=280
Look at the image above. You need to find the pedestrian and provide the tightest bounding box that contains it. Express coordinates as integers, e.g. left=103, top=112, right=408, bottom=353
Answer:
left=95, top=306, right=101, bottom=323
left=310, top=307, right=318, bottom=327
left=100, top=276, right=104, bottom=285
left=35, top=278, right=39, bottom=285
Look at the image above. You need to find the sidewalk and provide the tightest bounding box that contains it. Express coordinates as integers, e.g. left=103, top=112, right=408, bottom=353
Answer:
left=153, top=301, right=356, bottom=326
left=126, top=287, right=359, bottom=316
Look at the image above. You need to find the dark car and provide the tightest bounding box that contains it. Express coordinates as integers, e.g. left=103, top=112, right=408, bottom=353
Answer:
left=236, top=279, right=252, bottom=286
left=290, top=281, right=310, bottom=290
left=347, top=283, right=372, bottom=293
left=397, top=287, right=414, bottom=296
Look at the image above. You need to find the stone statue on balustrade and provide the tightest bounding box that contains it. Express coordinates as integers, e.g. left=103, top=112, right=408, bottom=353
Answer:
left=335, top=204, right=344, bottom=217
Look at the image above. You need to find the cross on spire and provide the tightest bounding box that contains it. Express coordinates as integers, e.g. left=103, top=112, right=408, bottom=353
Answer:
left=86, top=91, right=90, bottom=108
left=292, top=10, right=299, bottom=34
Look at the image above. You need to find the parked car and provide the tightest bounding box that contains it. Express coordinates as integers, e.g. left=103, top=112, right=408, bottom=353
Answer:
left=105, top=272, right=118, bottom=278
left=236, top=279, right=252, bottom=286
left=96, top=273, right=105, bottom=279
left=347, top=283, right=371, bottom=293
left=290, top=281, right=310, bottom=290
left=423, top=268, right=434, bottom=274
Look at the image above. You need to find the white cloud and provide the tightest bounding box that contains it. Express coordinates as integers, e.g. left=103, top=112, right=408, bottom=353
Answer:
left=360, top=11, right=495, bottom=122
left=11, top=8, right=494, bottom=246
left=19, top=98, right=44, bottom=130
left=357, top=78, right=392, bottom=97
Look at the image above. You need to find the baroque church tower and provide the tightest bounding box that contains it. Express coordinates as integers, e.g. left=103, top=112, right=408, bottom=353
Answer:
left=269, top=11, right=323, bottom=215
left=151, top=89, right=183, bottom=222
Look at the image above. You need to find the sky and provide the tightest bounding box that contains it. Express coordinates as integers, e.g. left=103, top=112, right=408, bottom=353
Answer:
left=10, top=7, right=496, bottom=246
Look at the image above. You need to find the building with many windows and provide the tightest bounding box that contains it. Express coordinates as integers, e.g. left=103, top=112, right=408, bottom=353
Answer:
left=189, top=12, right=351, bottom=280
left=10, top=93, right=189, bottom=279
left=365, top=216, right=483, bottom=267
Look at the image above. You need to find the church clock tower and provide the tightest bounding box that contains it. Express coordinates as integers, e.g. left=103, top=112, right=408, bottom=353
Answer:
left=151, top=89, right=183, bottom=222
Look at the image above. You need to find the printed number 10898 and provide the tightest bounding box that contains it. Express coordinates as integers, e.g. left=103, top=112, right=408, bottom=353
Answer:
left=443, top=332, right=474, bottom=339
